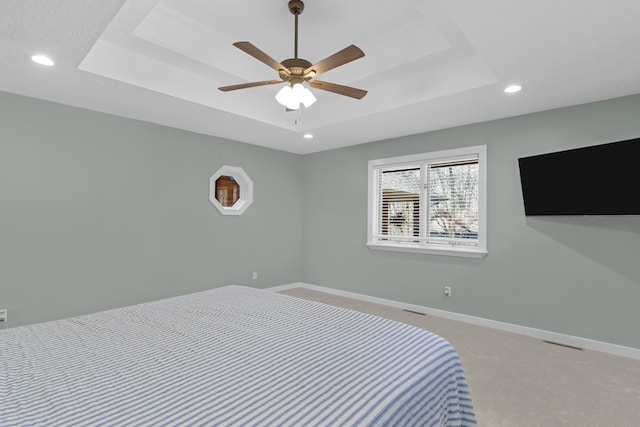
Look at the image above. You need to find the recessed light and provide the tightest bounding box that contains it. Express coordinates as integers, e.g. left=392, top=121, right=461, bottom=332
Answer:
left=31, top=55, right=55, bottom=66
left=303, top=133, right=314, bottom=139
left=504, top=84, right=522, bottom=94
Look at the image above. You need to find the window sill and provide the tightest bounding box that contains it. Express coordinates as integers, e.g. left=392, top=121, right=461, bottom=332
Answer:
left=366, top=242, right=488, bottom=258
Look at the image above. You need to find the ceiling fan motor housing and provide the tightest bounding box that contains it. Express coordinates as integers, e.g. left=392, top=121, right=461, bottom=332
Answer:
left=280, top=58, right=313, bottom=83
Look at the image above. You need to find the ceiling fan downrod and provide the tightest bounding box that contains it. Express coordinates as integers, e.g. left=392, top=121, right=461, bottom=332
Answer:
left=280, top=0, right=311, bottom=84
left=288, top=0, right=304, bottom=59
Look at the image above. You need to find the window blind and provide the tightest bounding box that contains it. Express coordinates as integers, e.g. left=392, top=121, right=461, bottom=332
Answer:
left=376, top=167, right=421, bottom=242
left=427, top=158, right=479, bottom=246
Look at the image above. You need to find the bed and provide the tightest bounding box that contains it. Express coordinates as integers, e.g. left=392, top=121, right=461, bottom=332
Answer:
left=0, top=285, right=476, bottom=426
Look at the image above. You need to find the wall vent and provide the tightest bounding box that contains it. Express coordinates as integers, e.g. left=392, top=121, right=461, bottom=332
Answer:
left=542, top=340, right=584, bottom=351
left=402, top=309, right=427, bottom=316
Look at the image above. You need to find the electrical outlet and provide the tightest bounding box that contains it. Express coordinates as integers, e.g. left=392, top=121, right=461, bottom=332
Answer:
left=443, top=287, right=452, bottom=297
left=252, top=272, right=258, bottom=280
left=0, top=309, right=7, bottom=322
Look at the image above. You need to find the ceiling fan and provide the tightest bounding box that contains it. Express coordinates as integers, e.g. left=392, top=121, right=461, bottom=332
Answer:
left=218, top=0, right=367, bottom=110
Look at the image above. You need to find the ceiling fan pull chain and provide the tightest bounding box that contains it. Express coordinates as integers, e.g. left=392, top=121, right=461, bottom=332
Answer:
left=294, top=108, right=302, bottom=126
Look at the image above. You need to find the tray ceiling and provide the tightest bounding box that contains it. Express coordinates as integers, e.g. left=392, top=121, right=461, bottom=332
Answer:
left=2, top=0, right=640, bottom=153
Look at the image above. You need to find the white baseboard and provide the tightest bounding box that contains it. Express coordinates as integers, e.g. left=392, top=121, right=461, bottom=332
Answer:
left=267, top=282, right=640, bottom=361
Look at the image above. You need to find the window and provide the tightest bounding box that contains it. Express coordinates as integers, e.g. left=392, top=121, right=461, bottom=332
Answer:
left=367, top=145, right=487, bottom=258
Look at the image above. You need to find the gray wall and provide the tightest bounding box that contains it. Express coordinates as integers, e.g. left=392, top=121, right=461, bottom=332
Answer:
left=301, top=94, right=640, bottom=349
left=2, top=89, right=639, bottom=349
left=0, top=91, right=302, bottom=328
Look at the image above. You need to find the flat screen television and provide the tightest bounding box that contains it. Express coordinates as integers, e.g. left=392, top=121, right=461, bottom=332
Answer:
left=518, top=138, right=640, bottom=216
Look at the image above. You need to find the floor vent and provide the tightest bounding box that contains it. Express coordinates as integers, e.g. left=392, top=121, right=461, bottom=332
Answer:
left=402, top=309, right=427, bottom=316
left=542, top=340, right=584, bottom=351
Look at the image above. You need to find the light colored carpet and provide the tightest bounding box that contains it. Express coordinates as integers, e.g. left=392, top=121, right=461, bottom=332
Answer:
left=277, top=287, right=640, bottom=427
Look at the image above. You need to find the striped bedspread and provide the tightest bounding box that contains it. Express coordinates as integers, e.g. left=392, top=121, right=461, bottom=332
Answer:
left=0, top=285, right=476, bottom=426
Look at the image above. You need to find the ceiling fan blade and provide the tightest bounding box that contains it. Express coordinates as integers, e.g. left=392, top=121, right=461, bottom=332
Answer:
left=233, top=42, right=290, bottom=75
left=218, top=80, right=282, bottom=92
left=303, top=45, right=364, bottom=78
left=308, top=80, right=367, bottom=99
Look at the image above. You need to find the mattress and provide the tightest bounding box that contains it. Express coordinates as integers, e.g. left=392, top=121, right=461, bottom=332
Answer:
left=0, top=285, right=476, bottom=426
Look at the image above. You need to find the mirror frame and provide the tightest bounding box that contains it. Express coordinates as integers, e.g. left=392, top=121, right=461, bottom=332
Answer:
left=209, top=165, right=253, bottom=215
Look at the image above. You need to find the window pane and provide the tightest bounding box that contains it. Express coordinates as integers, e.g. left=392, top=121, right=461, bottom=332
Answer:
left=379, top=168, right=420, bottom=239
left=428, top=161, right=479, bottom=244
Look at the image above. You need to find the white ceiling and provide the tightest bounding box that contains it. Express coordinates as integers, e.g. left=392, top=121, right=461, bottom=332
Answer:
left=2, top=0, right=640, bottom=154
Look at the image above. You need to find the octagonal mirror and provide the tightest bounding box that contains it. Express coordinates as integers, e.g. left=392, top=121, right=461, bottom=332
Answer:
left=209, top=166, right=253, bottom=215
left=215, top=175, right=240, bottom=207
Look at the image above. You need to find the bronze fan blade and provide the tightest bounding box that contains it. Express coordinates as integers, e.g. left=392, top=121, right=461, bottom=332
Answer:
left=308, top=80, right=367, bottom=99
left=303, top=45, right=364, bottom=78
left=218, top=80, right=282, bottom=92
left=233, top=42, right=290, bottom=75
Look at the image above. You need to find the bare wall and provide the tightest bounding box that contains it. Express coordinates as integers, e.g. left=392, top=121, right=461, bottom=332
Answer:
left=0, top=91, right=302, bottom=327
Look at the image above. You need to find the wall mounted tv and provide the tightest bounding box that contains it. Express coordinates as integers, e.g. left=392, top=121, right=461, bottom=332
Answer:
left=518, top=137, right=640, bottom=216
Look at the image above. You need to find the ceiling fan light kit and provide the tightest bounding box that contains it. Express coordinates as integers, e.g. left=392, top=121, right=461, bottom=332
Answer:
left=218, top=0, right=367, bottom=111
left=276, top=83, right=317, bottom=110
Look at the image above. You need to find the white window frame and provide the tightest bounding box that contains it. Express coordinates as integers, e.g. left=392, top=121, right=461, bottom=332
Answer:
left=367, top=145, right=487, bottom=258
